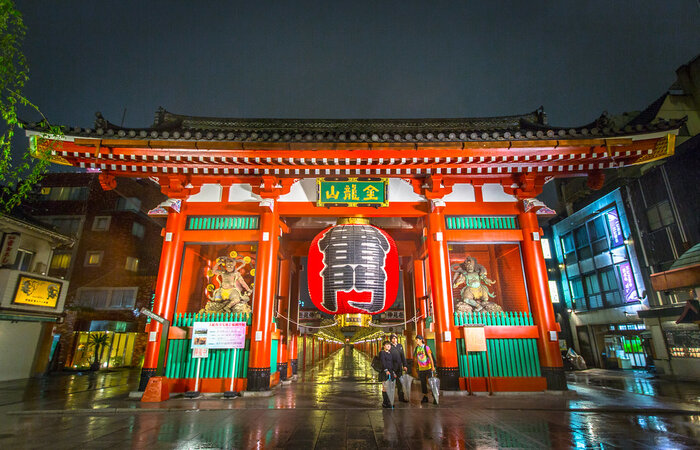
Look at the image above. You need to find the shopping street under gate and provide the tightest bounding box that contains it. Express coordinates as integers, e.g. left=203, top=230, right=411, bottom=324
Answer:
left=1, top=347, right=699, bottom=449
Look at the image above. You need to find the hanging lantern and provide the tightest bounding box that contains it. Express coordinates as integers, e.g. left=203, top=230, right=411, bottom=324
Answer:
left=307, top=220, right=399, bottom=315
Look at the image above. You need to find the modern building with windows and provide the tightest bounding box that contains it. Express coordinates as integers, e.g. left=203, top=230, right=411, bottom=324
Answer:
left=552, top=189, right=649, bottom=370
left=26, top=173, right=166, bottom=371
left=552, top=55, right=699, bottom=378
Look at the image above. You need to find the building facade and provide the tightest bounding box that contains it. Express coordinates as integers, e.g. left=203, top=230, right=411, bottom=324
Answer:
left=26, top=173, right=166, bottom=371
left=0, top=212, right=72, bottom=381
left=553, top=55, right=700, bottom=379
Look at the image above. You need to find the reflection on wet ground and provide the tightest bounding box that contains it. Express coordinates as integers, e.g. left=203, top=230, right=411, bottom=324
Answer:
left=0, top=347, right=698, bottom=448
left=567, top=368, right=700, bottom=405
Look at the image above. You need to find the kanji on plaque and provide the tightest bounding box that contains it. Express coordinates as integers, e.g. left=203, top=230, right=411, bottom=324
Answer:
left=317, top=178, right=388, bottom=207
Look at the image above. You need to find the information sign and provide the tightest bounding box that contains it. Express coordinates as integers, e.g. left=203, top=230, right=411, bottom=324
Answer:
left=192, top=348, right=209, bottom=358
left=191, top=322, right=247, bottom=349
left=317, top=178, right=388, bottom=207
left=463, top=326, right=487, bottom=352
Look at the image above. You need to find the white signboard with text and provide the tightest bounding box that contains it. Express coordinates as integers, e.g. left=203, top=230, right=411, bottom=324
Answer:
left=191, top=321, right=247, bottom=350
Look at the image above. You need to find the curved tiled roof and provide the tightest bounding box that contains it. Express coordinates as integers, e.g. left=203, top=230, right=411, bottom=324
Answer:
left=23, top=106, right=684, bottom=143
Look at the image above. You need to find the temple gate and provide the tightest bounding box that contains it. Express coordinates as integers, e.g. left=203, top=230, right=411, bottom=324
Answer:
left=26, top=108, right=680, bottom=394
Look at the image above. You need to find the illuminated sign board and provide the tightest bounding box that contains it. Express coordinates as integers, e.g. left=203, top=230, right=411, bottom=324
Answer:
left=617, top=262, right=639, bottom=303
left=12, top=275, right=62, bottom=308
left=317, top=178, right=388, bottom=207
left=605, top=208, right=625, bottom=248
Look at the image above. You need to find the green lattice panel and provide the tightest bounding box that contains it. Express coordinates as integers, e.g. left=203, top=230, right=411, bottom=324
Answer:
left=446, top=216, right=518, bottom=230
left=186, top=216, right=259, bottom=231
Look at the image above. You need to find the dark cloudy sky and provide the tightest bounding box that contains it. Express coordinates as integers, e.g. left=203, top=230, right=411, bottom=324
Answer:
left=18, top=1, right=700, bottom=129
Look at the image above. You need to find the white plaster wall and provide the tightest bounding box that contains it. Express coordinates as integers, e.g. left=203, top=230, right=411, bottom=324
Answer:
left=482, top=183, right=516, bottom=202
left=0, top=320, right=41, bottom=381
left=228, top=184, right=262, bottom=202
left=188, top=184, right=223, bottom=202
left=279, top=179, right=318, bottom=202
left=443, top=184, right=475, bottom=202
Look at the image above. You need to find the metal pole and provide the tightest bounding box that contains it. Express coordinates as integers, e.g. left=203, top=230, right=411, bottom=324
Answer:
left=229, top=349, right=237, bottom=392
left=194, top=358, right=201, bottom=392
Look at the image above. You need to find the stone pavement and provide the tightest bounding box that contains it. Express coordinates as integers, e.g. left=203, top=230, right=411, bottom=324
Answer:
left=0, top=347, right=698, bottom=449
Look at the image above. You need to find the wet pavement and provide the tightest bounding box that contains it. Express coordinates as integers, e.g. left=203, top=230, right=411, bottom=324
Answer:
left=0, top=347, right=698, bottom=449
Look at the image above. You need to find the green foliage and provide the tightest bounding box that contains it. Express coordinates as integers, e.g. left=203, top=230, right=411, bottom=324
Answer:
left=0, top=0, right=62, bottom=212
left=88, top=332, right=110, bottom=364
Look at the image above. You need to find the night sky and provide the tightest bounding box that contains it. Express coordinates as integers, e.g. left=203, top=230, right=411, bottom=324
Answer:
left=18, top=1, right=700, bottom=131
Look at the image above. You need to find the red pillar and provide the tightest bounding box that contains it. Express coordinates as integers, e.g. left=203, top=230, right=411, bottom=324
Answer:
left=140, top=208, right=186, bottom=390
left=276, top=258, right=290, bottom=380
left=412, top=258, right=427, bottom=339
left=302, top=334, right=307, bottom=369
left=403, top=260, right=417, bottom=364
left=426, top=202, right=460, bottom=390
left=247, top=201, right=280, bottom=391
left=311, top=337, right=315, bottom=364
left=288, top=259, right=300, bottom=376
left=519, top=210, right=566, bottom=390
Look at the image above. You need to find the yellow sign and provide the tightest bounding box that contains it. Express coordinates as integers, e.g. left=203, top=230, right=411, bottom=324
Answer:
left=12, top=275, right=62, bottom=308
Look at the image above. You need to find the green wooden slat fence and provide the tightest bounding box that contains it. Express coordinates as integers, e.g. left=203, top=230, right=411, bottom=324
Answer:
left=165, top=312, right=252, bottom=379
left=445, top=216, right=518, bottom=230
left=454, top=311, right=541, bottom=378
left=186, top=216, right=260, bottom=231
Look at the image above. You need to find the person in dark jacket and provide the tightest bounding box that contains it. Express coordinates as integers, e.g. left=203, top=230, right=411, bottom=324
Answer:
left=379, top=340, right=395, bottom=408
left=389, top=334, right=409, bottom=402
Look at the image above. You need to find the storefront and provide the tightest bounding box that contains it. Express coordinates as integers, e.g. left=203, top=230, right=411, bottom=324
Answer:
left=27, top=108, right=680, bottom=393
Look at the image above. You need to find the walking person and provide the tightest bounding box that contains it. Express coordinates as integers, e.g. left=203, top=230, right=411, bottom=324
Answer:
left=379, top=340, right=396, bottom=408
left=413, top=335, right=438, bottom=404
left=389, top=334, right=409, bottom=403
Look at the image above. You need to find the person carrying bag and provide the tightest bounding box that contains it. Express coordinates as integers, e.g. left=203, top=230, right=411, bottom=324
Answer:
left=413, top=335, right=438, bottom=405
left=379, top=340, right=396, bottom=408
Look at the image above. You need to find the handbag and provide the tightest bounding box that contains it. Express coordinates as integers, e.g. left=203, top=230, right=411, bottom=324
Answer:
left=371, top=355, right=382, bottom=372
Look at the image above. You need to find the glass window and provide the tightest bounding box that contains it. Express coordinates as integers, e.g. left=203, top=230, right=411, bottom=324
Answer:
left=587, top=216, right=607, bottom=241
left=43, top=217, right=82, bottom=236
left=85, top=251, right=103, bottom=266
left=110, top=289, right=137, bottom=308
left=76, top=289, right=110, bottom=308
left=40, top=186, right=88, bottom=201
left=599, top=268, right=618, bottom=292
left=131, top=222, right=145, bottom=239
left=125, top=257, right=139, bottom=272
left=574, top=226, right=589, bottom=249
left=584, top=274, right=600, bottom=294
left=588, top=294, right=603, bottom=309
left=50, top=252, right=71, bottom=270
left=570, top=278, right=584, bottom=299
left=561, top=233, right=575, bottom=254
left=13, top=249, right=34, bottom=271
left=116, top=197, right=141, bottom=212
left=92, top=216, right=111, bottom=231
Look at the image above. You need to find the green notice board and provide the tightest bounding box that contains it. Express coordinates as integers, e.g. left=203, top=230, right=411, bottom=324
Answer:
left=316, top=178, right=389, bottom=207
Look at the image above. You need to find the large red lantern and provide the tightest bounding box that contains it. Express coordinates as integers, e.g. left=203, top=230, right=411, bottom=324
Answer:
left=307, top=222, right=399, bottom=315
